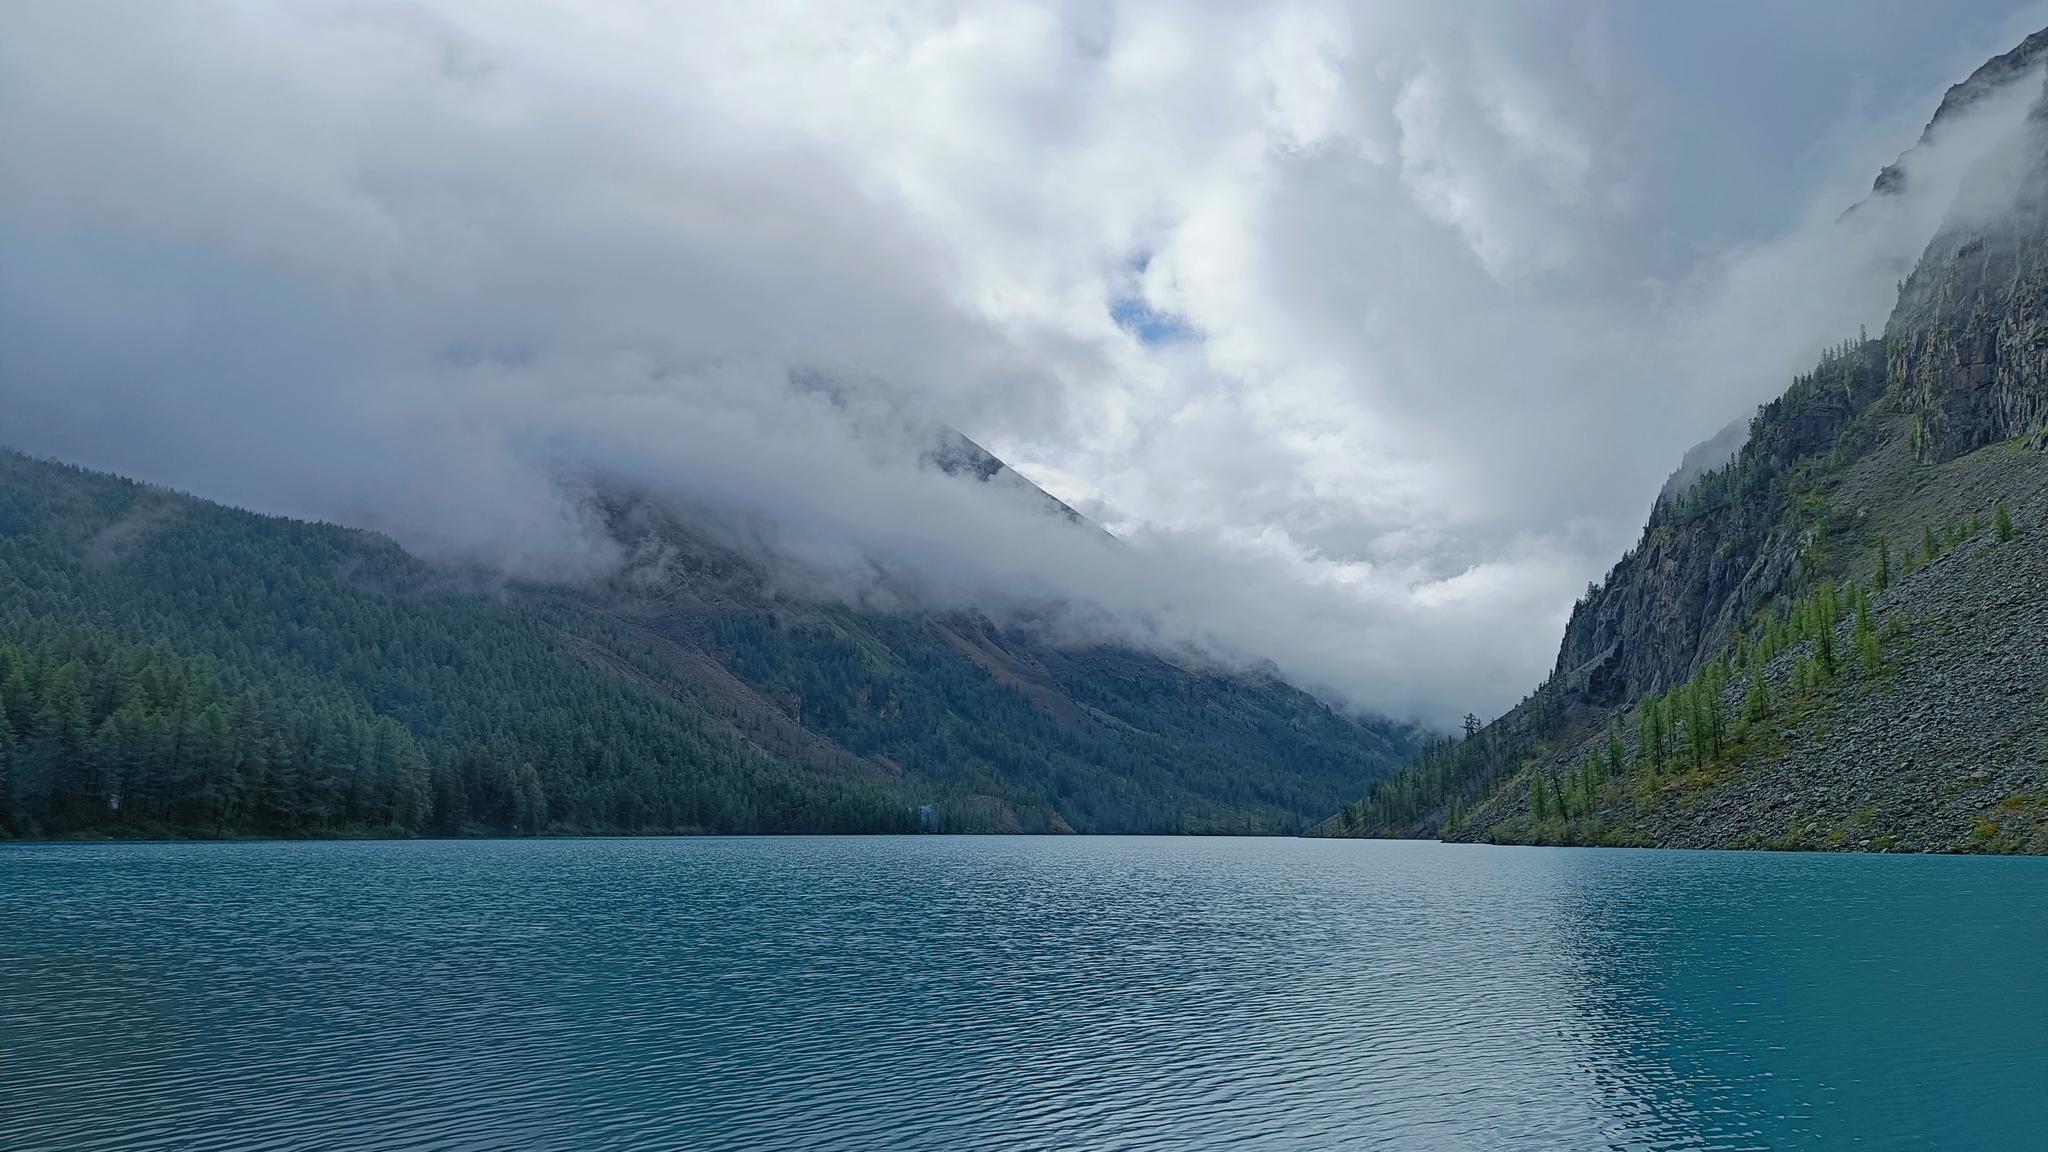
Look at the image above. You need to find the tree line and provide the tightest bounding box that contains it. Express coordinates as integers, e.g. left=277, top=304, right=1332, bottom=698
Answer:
left=0, top=448, right=1412, bottom=840
left=0, top=453, right=914, bottom=838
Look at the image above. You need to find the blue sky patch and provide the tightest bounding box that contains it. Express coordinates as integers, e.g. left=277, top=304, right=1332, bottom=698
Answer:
left=1109, top=252, right=1199, bottom=345
left=1109, top=294, right=1199, bottom=345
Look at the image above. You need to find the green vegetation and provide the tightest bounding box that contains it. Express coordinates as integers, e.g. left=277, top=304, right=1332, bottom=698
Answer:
left=1656, top=341, right=1867, bottom=528
left=1333, top=678, right=1569, bottom=836
left=0, top=448, right=1413, bottom=840
left=1902, top=508, right=2001, bottom=574
left=1635, top=658, right=1731, bottom=774
left=0, top=453, right=916, bottom=838
left=1332, top=567, right=1883, bottom=841
left=0, top=618, right=427, bottom=836
left=1743, top=670, right=1769, bottom=723
left=1337, top=492, right=1943, bottom=846
left=1854, top=594, right=1881, bottom=675
left=708, top=609, right=1406, bottom=833
left=1501, top=564, right=1915, bottom=845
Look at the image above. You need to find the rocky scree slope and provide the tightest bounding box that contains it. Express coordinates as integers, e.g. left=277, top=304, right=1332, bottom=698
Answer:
left=1324, top=30, right=2048, bottom=853
left=1453, top=427, right=2048, bottom=854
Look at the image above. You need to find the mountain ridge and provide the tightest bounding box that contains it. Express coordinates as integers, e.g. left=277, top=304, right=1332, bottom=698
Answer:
left=0, top=441, right=1417, bottom=839
left=1324, top=27, right=2048, bottom=854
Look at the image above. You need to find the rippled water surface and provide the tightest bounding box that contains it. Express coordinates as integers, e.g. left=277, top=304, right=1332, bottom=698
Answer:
left=3, top=838, right=2044, bottom=1150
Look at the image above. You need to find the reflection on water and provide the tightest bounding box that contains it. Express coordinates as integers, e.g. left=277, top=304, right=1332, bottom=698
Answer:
left=1, top=837, right=2041, bottom=1150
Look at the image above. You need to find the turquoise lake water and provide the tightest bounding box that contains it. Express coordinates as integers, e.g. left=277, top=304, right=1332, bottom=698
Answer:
left=1, top=837, right=2043, bottom=1150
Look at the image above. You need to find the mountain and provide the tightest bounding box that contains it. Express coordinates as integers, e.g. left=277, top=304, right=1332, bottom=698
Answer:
left=1324, top=30, right=2048, bottom=855
left=1871, top=26, right=2048, bottom=196
left=1653, top=417, right=1748, bottom=508
left=0, top=441, right=1417, bottom=840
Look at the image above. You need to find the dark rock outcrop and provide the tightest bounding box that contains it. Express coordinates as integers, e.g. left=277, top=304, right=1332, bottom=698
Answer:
left=1871, top=26, right=2048, bottom=195
left=1329, top=27, right=2048, bottom=853
left=1889, top=111, right=2048, bottom=462
left=1551, top=340, right=1889, bottom=705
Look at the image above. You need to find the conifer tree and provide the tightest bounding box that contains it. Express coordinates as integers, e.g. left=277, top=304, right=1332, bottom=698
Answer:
left=1700, top=666, right=1726, bottom=763
left=1814, top=612, right=1836, bottom=678
left=1637, top=695, right=1663, bottom=774
left=1995, top=502, right=2014, bottom=543
left=1743, top=671, right=1768, bottom=723
left=1658, top=692, right=1677, bottom=766
left=1854, top=597, right=1880, bottom=675
left=1876, top=536, right=1891, bottom=591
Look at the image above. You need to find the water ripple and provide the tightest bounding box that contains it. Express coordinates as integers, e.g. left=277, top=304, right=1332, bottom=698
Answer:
left=2, top=838, right=2043, bottom=1150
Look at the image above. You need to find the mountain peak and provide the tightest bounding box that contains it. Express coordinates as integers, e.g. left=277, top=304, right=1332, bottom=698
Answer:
left=1872, top=25, right=2048, bottom=196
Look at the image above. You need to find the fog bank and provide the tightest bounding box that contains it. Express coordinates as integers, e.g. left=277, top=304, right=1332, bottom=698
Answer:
left=3, top=1, right=2046, bottom=725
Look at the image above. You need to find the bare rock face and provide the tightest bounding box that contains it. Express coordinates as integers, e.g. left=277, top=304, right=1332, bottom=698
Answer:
left=1871, top=26, right=2048, bottom=196
left=1450, top=422, right=2048, bottom=854
left=1335, top=28, right=2048, bottom=853
left=1877, top=58, right=2048, bottom=467
left=1552, top=27, right=2048, bottom=713
left=1551, top=341, right=1888, bottom=706
left=1889, top=186, right=2048, bottom=462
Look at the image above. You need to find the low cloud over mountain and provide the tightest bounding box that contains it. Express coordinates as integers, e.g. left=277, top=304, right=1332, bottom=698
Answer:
left=5, top=1, right=2047, bottom=724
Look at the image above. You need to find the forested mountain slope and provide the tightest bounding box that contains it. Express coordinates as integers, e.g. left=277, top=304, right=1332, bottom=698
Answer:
left=0, top=446, right=1416, bottom=839
left=1321, top=30, right=2048, bottom=854
left=566, top=493, right=1419, bottom=834
left=0, top=451, right=914, bottom=837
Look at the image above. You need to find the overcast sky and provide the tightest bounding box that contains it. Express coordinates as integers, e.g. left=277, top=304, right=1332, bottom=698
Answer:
left=4, top=1, right=2047, bottom=726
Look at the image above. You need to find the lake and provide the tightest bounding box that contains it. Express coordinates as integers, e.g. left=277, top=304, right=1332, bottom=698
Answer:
left=2, top=837, right=2042, bottom=1150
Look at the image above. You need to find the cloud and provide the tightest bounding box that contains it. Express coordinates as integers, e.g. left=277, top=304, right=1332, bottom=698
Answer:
left=1, top=0, right=2044, bottom=726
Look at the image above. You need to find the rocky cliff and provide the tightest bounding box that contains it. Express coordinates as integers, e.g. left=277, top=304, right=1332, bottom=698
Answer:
left=1326, top=28, right=2048, bottom=854
left=1891, top=133, right=2048, bottom=463
left=1871, top=26, right=2048, bottom=196
left=1552, top=339, right=1890, bottom=709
